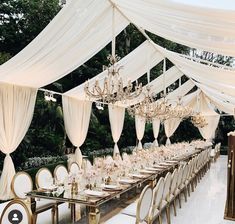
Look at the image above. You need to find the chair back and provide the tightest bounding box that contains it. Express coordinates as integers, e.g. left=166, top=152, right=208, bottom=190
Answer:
left=69, top=162, right=80, bottom=175
left=177, top=165, right=184, bottom=187
left=35, top=168, right=53, bottom=189
left=11, top=172, right=33, bottom=200
left=162, top=172, right=172, bottom=201
left=54, top=165, right=68, bottom=184
left=136, top=185, right=153, bottom=223
left=170, top=169, right=178, bottom=195
left=182, top=164, right=189, bottom=184
left=0, top=199, right=32, bottom=224
left=153, top=177, right=164, bottom=210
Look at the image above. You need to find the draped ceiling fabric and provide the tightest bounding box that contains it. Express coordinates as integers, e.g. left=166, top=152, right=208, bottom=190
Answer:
left=108, top=105, right=125, bottom=156
left=111, top=0, right=235, bottom=57
left=0, top=0, right=129, bottom=87
left=188, top=92, right=220, bottom=141
left=152, top=119, right=160, bottom=147
left=155, top=44, right=235, bottom=97
left=62, top=96, right=92, bottom=168
left=135, top=115, right=146, bottom=149
left=0, top=84, right=37, bottom=200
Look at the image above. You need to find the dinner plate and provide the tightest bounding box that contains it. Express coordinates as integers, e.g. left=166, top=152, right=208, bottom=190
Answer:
left=84, top=189, right=109, bottom=197
left=101, top=184, right=122, bottom=190
left=118, top=178, right=137, bottom=184
left=145, top=167, right=161, bottom=171
left=41, top=185, right=57, bottom=192
left=153, top=165, right=166, bottom=169
left=139, top=169, right=156, bottom=174
left=129, top=173, right=147, bottom=179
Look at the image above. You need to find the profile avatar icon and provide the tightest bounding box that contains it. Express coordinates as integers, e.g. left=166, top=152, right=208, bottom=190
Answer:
left=8, top=210, right=23, bottom=224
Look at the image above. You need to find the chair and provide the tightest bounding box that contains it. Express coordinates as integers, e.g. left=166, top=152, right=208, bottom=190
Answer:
left=35, top=168, right=54, bottom=190
left=0, top=199, right=33, bottom=224
left=12, top=171, right=56, bottom=224
left=54, top=165, right=68, bottom=185
left=11, top=171, right=33, bottom=200
left=161, top=172, right=172, bottom=224
left=149, top=177, right=164, bottom=224
left=210, top=147, right=216, bottom=162
left=105, top=185, right=153, bottom=224
left=68, top=162, right=80, bottom=175
left=179, top=164, right=189, bottom=203
left=175, top=165, right=183, bottom=208
left=168, top=169, right=178, bottom=216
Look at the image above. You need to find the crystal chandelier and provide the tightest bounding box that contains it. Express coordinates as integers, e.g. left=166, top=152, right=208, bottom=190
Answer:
left=168, top=96, right=193, bottom=120
left=84, top=54, right=142, bottom=104
left=191, top=112, right=208, bottom=128
left=84, top=6, right=142, bottom=104
left=127, top=87, right=170, bottom=123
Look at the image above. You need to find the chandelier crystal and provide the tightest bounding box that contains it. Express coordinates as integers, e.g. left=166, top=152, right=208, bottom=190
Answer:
left=168, top=97, right=193, bottom=120
left=84, top=54, right=143, bottom=104
left=127, top=87, right=170, bottom=123
left=191, top=112, right=208, bottom=128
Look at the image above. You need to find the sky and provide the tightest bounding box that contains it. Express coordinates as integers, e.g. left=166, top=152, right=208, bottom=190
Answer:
left=172, top=0, right=235, bottom=10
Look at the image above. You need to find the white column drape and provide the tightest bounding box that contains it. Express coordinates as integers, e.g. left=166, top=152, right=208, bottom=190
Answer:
left=0, top=84, right=37, bottom=200
left=135, top=115, right=146, bottom=149
left=62, top=96, right=92, bottom=168
left=164, top=118, right=181, bottom=145
left=108, top=105, right=125, bottom=157
left=152, top=118, right=160, bottom=147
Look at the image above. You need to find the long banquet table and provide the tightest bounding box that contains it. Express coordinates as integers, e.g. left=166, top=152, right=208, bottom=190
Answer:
left=26, top=150, right=199, bottom=224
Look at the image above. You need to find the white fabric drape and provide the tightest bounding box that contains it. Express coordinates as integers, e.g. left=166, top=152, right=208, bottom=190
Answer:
left=152, top=118, right=160, bottom=147
left=0, top=0, right=129, bottom=87
left=0, top=84, right=37, bottom=200
left=62, top=96, right=92, bottom=168
left=188, top=92, right=220, bottom=140
left=135, top=115, right=146, bottom=149
left=155, top=44, right=235, bottom=97
left=164, top=118, right=181, bottom=145
left=108, top=105, right=125, bottom=156
left=112, top=0, right=235, bottom=57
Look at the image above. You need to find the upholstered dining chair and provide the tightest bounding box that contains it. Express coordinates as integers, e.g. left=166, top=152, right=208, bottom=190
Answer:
left=105, top=185, right=153, bottom=224
left=179, top=164, right=189, bottom=203
left=12, top=171, right=57, bottom=224
left=11, top=171, right=33, bottom=200
left=149, top=177, right=164, bottom=224
left=175, top=165, right=184, bottom=208
left=161, top=172, right=172, bottom=224
left=168, top=169, right=179, bottom=216
left=35, top=168, right=54, bottom=190
left=54, top=165, right=68, bottom=185
left=0, top=199, right=33, bottom=224
left=68, top=162, right=80, bottom=175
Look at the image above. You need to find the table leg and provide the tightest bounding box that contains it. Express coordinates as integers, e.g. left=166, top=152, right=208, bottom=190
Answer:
left=87, top=206, right=100, bottom=224
left=70, top=203, right=76, bottom=223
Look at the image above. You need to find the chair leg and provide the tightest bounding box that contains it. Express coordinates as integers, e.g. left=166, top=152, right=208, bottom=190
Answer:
left=32, top=214, right=37, bottom=224
left=178, top=194, right=182, bottom=208
left=184, top=189, right=187, bottom=202
left=55, top=204, right=59, bottom=224
left=51, top=207, right=55, bottom=224
left=166, top=206, right=171, bottom=224
left=158, top=214, right=162, bottom=224
left=173, top=200, right=177, bottom=216
left=187, top=185, right=191, bottom=197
